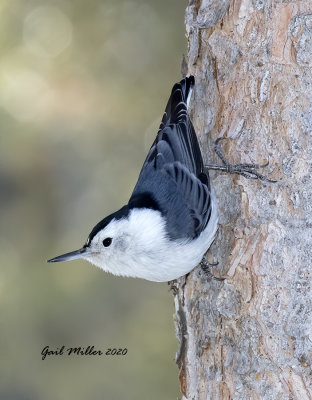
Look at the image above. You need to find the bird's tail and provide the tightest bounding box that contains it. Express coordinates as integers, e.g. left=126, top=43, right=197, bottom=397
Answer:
left=159, top=76, right=195, bottom=130
left=170, top=75, right=194, bottom=114
left=181, top=75, right=194, bottom=109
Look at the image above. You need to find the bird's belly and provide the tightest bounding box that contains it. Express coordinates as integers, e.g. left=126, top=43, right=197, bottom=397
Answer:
left=135, top=206, right=218, bottom=282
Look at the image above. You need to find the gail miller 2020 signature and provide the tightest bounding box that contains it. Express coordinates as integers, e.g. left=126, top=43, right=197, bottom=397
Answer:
left=41, top=345, right=128, bottom=360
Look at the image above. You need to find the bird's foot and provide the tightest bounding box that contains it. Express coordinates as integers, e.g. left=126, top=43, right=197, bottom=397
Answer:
left=200, top=257, right=224, bottom=281
left=168, top=280, right=179, bottom=295
left=205, top=138, right=277, bottom=183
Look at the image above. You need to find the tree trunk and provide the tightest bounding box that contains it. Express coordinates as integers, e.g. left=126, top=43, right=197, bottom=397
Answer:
left=174, top=1, right=312, bottom=399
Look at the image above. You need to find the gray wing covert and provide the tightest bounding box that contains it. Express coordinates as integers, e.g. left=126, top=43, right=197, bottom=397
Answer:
left=164, top=161, right=211, bottom=237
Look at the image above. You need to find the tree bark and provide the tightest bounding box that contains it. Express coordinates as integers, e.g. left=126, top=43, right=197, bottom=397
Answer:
left=174, top=1, right=312, bottom=399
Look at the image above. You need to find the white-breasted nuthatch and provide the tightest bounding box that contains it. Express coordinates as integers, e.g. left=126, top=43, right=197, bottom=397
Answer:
left=48, top=76, right=274, bottom=281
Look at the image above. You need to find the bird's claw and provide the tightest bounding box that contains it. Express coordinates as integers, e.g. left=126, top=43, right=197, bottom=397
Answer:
left=205, top=138, right=277, bottom=183
left=200, top=257, right=224, bottom=281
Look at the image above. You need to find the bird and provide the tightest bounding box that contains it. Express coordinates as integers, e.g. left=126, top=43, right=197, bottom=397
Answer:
left=48, top=76, right=219, bottom=282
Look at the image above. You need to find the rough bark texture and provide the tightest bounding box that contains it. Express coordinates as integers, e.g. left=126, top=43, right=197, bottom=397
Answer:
left=174, top=1, right=312, bottom=399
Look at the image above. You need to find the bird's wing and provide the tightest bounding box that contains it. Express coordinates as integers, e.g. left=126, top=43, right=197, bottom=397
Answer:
left=163, top=161, right=211, bottom=237
left=129, top=76, right=212, bottom=240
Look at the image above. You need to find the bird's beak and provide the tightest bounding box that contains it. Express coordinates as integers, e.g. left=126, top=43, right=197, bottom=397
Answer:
left=47, top=247, right=87, bottom=263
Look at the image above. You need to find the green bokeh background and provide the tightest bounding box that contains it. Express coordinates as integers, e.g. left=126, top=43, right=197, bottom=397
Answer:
left=0, top=1, right=187, bottom=398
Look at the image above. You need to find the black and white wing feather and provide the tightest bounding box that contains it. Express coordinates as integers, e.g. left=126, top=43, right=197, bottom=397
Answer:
left=129, top=76, right=212, bottom=240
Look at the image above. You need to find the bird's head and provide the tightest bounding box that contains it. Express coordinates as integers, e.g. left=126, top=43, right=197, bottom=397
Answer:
left=48, top=206, right=167, bottom=278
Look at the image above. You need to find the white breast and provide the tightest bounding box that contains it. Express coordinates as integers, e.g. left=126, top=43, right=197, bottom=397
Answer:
left=117, top=197, right=218, bottom=282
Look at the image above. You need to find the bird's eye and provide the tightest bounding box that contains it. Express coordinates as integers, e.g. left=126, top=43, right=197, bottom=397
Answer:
left=102, top=238, right=112, bottom=247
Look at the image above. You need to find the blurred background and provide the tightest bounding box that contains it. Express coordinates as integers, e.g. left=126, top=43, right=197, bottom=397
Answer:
left=0, top=0, right=187, bottom=399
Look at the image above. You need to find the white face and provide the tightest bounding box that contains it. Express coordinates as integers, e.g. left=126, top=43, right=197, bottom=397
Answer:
left=82, top=208, right=168, bottom=278
left=83, top=217, right=130, bottom=271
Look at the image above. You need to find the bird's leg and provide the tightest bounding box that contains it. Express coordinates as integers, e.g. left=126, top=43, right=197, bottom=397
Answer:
left=200, top=256, right=225, bottom=281
left=205, top=138, right=277, bottom=183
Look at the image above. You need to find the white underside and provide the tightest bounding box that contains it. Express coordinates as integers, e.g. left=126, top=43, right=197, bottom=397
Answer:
left=85, top=191, right=218, bottom=282
left=136, top=192, right=218, bottom=282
